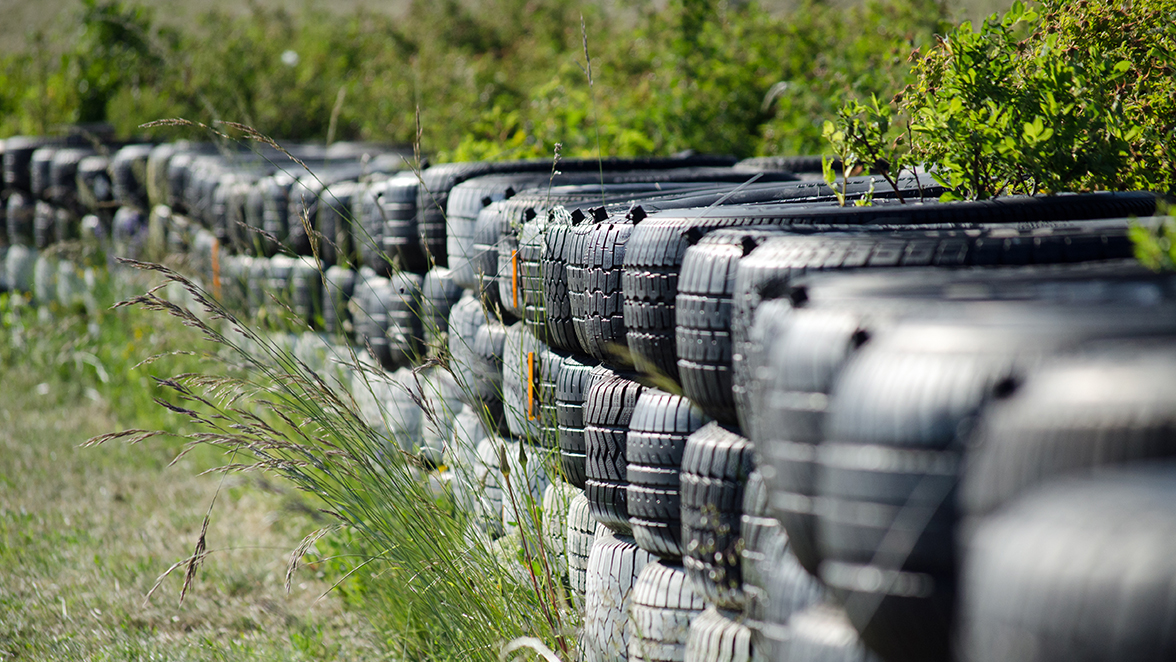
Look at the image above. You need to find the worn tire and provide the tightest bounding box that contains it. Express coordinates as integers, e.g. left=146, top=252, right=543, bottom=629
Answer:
left=422, top=267, right=463, bottom=350
left=581, top=525, right=655, bottom=662
left=627, top=390, right=709, bottom=558
left=730, top=223, right=1141, bottom=436
left=962, top=344, right=1176, bottom=521
left=628, top=560, right=706, bottom=662
left=685, top=607, right=751, bottom=662
left=585, top=373, right=648, bottom=534
left=556, top=354, right=601, bottom=488
left=677, top=227, right=783, bottom=423
left=567, top=490, right=598, bottom=607
left=961, top=468, right=1176, bottom=662
left=503, top=321, right=548, bottom=442
left=681, top=422, right=754, bottom=608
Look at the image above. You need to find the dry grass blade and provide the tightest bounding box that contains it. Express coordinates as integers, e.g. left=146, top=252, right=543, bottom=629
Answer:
left=287, top=526, right=341, bottom=593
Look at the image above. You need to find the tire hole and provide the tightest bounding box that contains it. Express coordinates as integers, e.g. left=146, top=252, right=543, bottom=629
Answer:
left=992, top=376, right=1019, bottom=399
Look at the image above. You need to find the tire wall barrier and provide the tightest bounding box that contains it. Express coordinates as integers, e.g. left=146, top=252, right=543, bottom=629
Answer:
left=8, top=135, right=1176, bottom=662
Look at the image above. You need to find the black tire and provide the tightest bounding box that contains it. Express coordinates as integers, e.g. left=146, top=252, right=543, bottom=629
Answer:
left=499, top=440, right=551, bottom=535
left=354, top=180, right=386, bottom=273
left=53, top=206, right=76, bottom=245
left=316, top=180, right=359, bottom=267
left=818, top=305, right=1176, bottom=662
left=471, top=319, right=509, bottom=432
left=570, top=212, right=637, bottom=364
left=961, top=468, right=1176, bottom=662
left=289, top=256, right=323, bottom=328
left=541, top=479, right=579, bottom=575
left=581, top=525, right=655, bottom=662
left=536, top=343, right=570, bottom=449
left=541, top=207, right=584, bottom=352
left=286, top=175, right=326, bottom=256
left=322, top=265, right=356, bottom=335
left=470, top=198, right=519, bottom=311
left=962, top=343, right=1176, bottom=519
left=730, top=223, right=1142, bottom=436
left=556, top=354, right=602, bottom=489
left=422, top=267, right=463, bottom=350
left=628, top=560, right=706, bottom=662
left=448, top=172, right=577, bottom=289
left=447, top=291, right=487, bottom=398
left=447, top=404, right=488, bottom=516
left=585, top=372, right=648, bottom=534
left=5, top=244, right=36, bottom=293
left=76, top=154, right=112, bottom=215
left=624, top=193, right=1156, bottom=382
left=420, top=156, right=739, bottom=271
left=740, top=470, right=827, bottom=662
left=677, top=227, right=784, bottom=423
left=751, top=302, right=879, bottom=578
left=351, top=270, right=424, bottom=370
left=684, top=606, right=750, bottom=662
left=110, top=143, right=153, bottom=210
left=4, top=136, right=48, bottom=194
left=260, top=172, right=297, bottom=256
left=7, top=192, right=34, bottom=247
left=30, top=147, right=58, bottom=201
left=379, top=173, right=427, bottom=273
left=627, top=390, right=709, bottom=558
left=33, top=201, right=54, bottom=250
left=680, top=422, right=754, bottom=609
left=420, top=366, right=463, bottom=464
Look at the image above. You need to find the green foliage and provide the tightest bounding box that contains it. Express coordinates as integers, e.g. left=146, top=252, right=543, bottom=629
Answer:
left=1130, top=219, right=1176, bottom=270
left=827, top=0, right=1176, bottom=200
left=0, top=0, right=950, bottom=160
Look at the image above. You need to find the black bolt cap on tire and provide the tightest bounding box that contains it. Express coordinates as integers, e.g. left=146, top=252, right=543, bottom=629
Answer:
left=961, top=468, right=1176, bottom=662
left=585, top=372, right=648, bottom=534
left=626, top=389, right=709, bottom=558
left=962, top=341, right=1176, bottom=520
left=680, top=422, right=755, bottom=609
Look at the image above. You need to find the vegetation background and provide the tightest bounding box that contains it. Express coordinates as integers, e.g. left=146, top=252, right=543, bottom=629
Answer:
left=0, top=0, right=1013, bottom=160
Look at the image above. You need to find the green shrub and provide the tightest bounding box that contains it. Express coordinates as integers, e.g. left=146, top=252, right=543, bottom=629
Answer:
left=827, top=0, right=1176, bottom=200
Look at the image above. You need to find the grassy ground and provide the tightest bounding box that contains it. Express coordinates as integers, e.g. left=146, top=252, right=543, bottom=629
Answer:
left=0, top=284, right=378, bottom=661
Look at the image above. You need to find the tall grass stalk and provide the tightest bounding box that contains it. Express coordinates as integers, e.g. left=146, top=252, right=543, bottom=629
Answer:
left=88, top=257, right=572, bottom=661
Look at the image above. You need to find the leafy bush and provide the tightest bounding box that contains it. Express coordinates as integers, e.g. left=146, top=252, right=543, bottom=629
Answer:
left=826, top=0, right=1176, bottom=199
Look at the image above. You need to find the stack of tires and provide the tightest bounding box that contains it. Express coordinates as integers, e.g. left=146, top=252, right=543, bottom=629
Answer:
left=8, top=131, right=1176, bottom=662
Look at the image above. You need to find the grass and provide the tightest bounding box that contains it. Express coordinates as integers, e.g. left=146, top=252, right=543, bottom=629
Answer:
left=0, top=280, right=378, bottom=661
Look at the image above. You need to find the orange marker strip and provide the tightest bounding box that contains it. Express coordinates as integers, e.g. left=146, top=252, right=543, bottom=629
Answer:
left=527, top=351, right=536, bottom=421
left=512, top=250, right=520, bottom=310
left=211, top=237, right=221, bottom=300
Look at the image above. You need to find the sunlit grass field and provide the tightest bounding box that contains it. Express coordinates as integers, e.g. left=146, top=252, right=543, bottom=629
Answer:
left=0, top=286, right=378, bottom=660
